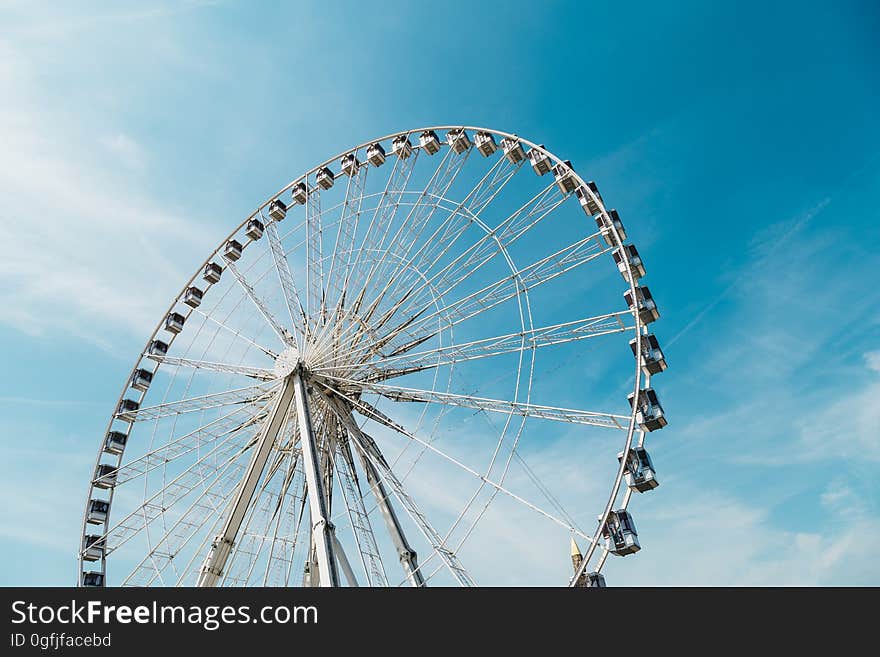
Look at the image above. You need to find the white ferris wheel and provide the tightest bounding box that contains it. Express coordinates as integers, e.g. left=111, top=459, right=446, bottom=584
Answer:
left=78, top=126, right=668, bottom=588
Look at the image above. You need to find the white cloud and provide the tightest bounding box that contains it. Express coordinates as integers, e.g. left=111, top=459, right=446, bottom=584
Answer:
left=866, top=351, right=880, bottom=374
left=602, top=483, right=880, bottom=586
left=820, top=479, right=862, bottom=514
left=795, top=355, right=880, bottom=462
left=3, top=1, right=224, bottom=39
left=0, top=40, right=213, bottom=352
left=101, top=133, right=145, bottom=170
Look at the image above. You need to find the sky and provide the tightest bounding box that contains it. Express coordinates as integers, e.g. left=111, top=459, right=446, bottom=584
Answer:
left=0, top=0, right=878, bottom=586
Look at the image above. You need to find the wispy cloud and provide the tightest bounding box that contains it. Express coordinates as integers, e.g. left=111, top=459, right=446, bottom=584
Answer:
left=795, top=352, right=880, bottom=462
left=3, top=1, right=224, bottom=38
left=0, top=40, right=213, bottom=353
left=606, top=484, right=880, bottom=586
left=100, top=133, right=146, bottom=171
left=667, top=196, right=830, bottom=347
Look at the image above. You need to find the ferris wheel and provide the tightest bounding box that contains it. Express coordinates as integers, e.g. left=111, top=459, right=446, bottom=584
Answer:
left=78, top=126, right=668, bottom=588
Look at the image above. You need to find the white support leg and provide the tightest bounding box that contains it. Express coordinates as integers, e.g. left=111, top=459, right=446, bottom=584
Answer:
left=197, top=377, right=297, bottom=587
left=360, top=453, right=426, bottom=587
left=332, top=532, right=359, bottom=587
left=322, top=394, right=425, bottom=587
left=292, top=370, right=340, bottom=587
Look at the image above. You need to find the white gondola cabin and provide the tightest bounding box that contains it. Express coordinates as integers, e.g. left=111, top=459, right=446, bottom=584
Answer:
left=87, top=499, right=110, bottom=524
left=183, top=286, right=203, bottom=308
left=603, top=510, right=640, bottom=556
left=203, top=262, right=223, bottom=284
left=165, top=312, right=185, bottom=334
left=624, top=285, right=659, bottom=324
left=392, top=134, right=413, bottom=159
left=627, top=387, right=667, bottom=432
left=500, top=137, right=525, bottom=163
left=223, top=239, right=242, bottom=262
left=82, top=535, right=106, bottom=562
left=81, top=572, right=104, bottom=587
left=474, top=131, right=497, bottom=157
left=587, top=180, right=603, bottom=204
left=553, top=160, right=577, bottom=193
left=130, top=368, right=152, bottom=392
left=268, top=199, right=288, bottom=221
left=596, top=208, right=627, bottom=246
left=446, top=128, right=471, bottom=154
left=584, top=572, right=607, bottom=587
left=340, top=153, right=360, bottom=177
left=104, top=430, right=127, bottom=455
left=618, top=447, right=660, bottom=492
left=316, top=167, right=335, bottom=190
left=575, top=183, right=602, bottom=217
left=528, top=145, right=551, bottom=176
left=149, top=339, right=168, bottom=357
left=612, top=244, right=646, bottom=282
left=419, top=130, right=441, bottom=155
left=93, top=464, right=118, bottom=490
left=630, top=333, right=667, bottom=375
left=291, top=182, right=308, bottom=205
left=367, top=142, right=386, bottom=167
left=117, top=398, right=139, bottom=420
left=245, top=218, right=264, bottom=240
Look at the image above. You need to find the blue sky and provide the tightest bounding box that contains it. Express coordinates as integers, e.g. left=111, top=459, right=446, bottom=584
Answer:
left=1, top=0, right=878, bottom=585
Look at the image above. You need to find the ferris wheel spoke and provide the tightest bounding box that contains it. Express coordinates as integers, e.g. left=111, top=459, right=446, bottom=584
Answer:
left=124, top=451, right=249, bottom=586
left=262, top=459, right=307, bottom=586
left=320, top=393, right=473, bottom=587
left=119, top=381, right=282, bottom=422
left=112, top=403, right=269, bottom=486
left=380, top=145, right=467, bottom=274
left=221, top=448, right=293, bottom=586
left=322, top=183, right=561, bottom=359
left=358, top=180, right=566, bottom=344
left=224, top=260, right=297, bottom=349
left=329, top=233, right=610, bottom=368
left=214, top=444, right=298, bottom=586
left=318, top=311, right=632, bottom=381
left=328, top=437, right=388, bottom=586
left=171, top=510, right=232, bottom=587
left=331, top=283, right=423, bottom=365
left=359, top=233, right=612, bottom=362
left=129, top=488, right=233, bottom=586
left=353, top=435, right=475, bottom=587
left=436, top=230, right=606, bottom=321
left=334, top=379, right=629, bottom=430
left=366, top=154, right=520, bottom=325
left=146, top=354, right=276, bottom=381
left=264, top=221, right=309, bottom=346
left=192, top=308, right=279, bottom=358
left=345, top=149, right=418, bottom=309
left=428, top=181, right=567, bottom=299
left=317, top=391, right=423, bottom=586
left=306, top=185, right=324, bottom=322
left=350, top=146, right=469, bottom=327
left=329, top=387, right=595, bottom=545
left=307, top=167, right=370, bottom=362
left=187, top=441, right=302, bottom=588
left=197, top=376, right=299, bottom=587
left=106, top=429, right=257, bottom=558
left=324, top=161, right=367, bottom=316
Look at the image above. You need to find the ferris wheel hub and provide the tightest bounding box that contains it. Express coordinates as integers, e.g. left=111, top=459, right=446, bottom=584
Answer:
left=273, top=345, right=301, bottom=379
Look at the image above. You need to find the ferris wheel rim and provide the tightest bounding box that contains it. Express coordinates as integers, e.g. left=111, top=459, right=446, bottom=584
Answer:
left=79, top=124, right=654, bottom=587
